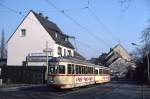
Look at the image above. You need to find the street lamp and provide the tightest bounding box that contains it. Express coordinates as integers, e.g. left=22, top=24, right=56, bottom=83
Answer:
left=131, top=43, right=150, bottom=83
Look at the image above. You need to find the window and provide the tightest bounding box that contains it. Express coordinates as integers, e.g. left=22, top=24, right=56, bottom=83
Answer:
left=67, top=64, right=72, bottom=74
left=76, top=65, right=79, bottom=74
left=48, top=65, right=58, bottom=74
left=95, top=69, right=98, bottom=74
left=103, top=70, right=109, bottom=74
left=79, top=66, right=82, bottom=74
left=92, top=67, right=94, bottom=74
left=0, top=68, right=1, bottom=79
left=48, top=65, right=65, bottom=74
left=55, top=33, right=58, bottom=38
left=64, top=49, right=66, bottom=56
left=68, top=50, right=72, bottom=56
left=21, top=29, right=26, bottom=37
left=99, top=69, right=102, bottom=74
left=59, top=65, right=65, bottom=74
left=58, top=47, right=62, bottom=56
left=89, top=67, right=93, bottom=74
left=85, top=67, right=88, bottom=74
left=71, top=64, right=74, bottom=74
left=65, top=37, right=68, bottom=41
left=67, top=64, right=75, bottom=74
left=81, top=66, right=83, bottom=74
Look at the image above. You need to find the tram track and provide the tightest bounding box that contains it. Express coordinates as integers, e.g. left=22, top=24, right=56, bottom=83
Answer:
left=1, top=81, right=148, bottom=99
left=51, top=82, right=116, bottom=97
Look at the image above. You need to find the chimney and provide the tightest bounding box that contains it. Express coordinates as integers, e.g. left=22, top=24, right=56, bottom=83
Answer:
left=45, top=16, right=48, bottom=20
left=39, top=12, right=43, bottom=16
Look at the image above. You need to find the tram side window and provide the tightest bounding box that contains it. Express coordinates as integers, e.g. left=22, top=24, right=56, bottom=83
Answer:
left=49, top=66, right=55, bottom=74
left=67, top=64, right=71, bottom=74
left=95, top=69, right=98, bottom=74
left=85, top=67, right=87, bottom=74
left=76, top=65, right=79, bottom=74
left=88, top=67, right=90, bottom=74
left=83, top=66, right=85, bottom=74
left=103, top=70, right=109, bottom=74
left=103, top=70, right=106, bottom=74
left=79, top=66, right=81, bottom=74
left=48, top=65, right=58, bottom=74
left=99, top=69, right=102, bottom=74
left=92, top=67, right=94, bottom=74
left=67, top=64, right=75, bottom=74
left=105, top=70, right=110, bottom=74
left=59, top=65, right=65, bottom=74
left=82, top=66, right=84, bottom=74
left=87, top=67, right=89, bottom=74
left=108, top=70, right=110, bottom=74
left=81, top=66, right=83, bottom=74
left=71, top=64, right=74, bottom=74
left=90, top=67, right=92, bottom=74
left=86, top=67, right=89, bottom=74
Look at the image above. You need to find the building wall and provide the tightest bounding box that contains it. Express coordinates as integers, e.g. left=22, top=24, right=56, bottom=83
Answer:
left=113, top=45, right=131, bottom=61
left=109, top=58, right=129, bottom=78
left=7, top=12, right=55, bottom=65
left=0, top=66, right=46, bottom=84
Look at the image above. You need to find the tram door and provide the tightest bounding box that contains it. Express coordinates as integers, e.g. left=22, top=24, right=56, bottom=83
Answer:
left=67, top=64, right=75, bottom=87
left=0, top=68, right=2, bottom=85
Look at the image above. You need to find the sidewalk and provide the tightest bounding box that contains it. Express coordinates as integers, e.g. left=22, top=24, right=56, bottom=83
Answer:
left=0, top=84, right=46, bottom=91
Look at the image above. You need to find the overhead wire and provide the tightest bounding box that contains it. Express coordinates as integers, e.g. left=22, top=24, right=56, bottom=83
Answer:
left=75, top=39, right=101, bottom=56
left=44, top=0, right=111, bottom=48
left=0, top=3, right=22, bottom=15
left=85, top=0, right=120, bottom=43
left=120, top=0, right=132, bottom=12
left=0, top=3, right=46, bottom=28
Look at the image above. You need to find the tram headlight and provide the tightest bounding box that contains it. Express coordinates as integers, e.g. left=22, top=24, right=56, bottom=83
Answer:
left=48, top=76, right=54, bottom=83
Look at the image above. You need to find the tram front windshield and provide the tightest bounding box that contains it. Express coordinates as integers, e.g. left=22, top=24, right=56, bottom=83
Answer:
left=48, top=64, right=65, bottom=74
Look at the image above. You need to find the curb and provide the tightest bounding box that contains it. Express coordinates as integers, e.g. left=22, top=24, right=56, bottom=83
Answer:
left=0, top=84, right=46, bottom=91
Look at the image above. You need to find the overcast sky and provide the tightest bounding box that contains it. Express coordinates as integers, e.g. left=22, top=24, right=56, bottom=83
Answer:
left=0, top=0, right=149, bottom=59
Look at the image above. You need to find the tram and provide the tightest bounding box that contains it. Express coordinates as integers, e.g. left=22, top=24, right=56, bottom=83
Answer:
left=94, top=66, right=110, bottom=84
left=47, top=57, right=110, bottom=89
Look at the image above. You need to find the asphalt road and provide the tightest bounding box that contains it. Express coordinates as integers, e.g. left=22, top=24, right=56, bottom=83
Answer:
left=0, top=81, right=150, bottom=99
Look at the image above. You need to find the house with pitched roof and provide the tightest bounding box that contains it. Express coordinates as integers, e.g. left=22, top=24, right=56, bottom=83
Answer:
left=105, top=44, right=135, bottom=78
left=7, top=10, right=75, bottom=65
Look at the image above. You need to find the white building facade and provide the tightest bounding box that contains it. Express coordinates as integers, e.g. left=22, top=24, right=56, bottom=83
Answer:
left=7, top=10, right=74, bottom=66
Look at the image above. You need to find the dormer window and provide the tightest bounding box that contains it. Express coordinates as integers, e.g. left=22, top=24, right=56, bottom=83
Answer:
left=21, top=29, right=26, bottom=37
left=68, top=50, right=72, bottom=56
left=58, top=47, right=62, bottom=56
left=65, top=37, right=68, bottom=42
left=55, top=33, right=58, bottom=38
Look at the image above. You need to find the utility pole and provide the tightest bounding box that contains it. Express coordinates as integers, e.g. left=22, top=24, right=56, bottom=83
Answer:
left=43, top=41, right=53, bottom=83
left=1, top=29, right=5, bottom=59
left=146, top=51, right=150, bottom=84
left=45, top=41, right=48, bottom=82
left=131, top=43, right=150, bottom=83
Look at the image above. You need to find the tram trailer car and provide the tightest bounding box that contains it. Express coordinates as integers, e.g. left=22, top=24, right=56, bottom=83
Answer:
left=47, top=57, right=110, bottom=89
left=94, top=66, right=110, bottom=84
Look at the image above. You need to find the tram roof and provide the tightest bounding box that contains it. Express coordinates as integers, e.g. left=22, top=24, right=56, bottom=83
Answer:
left=49, top=57, right=108, bottom=68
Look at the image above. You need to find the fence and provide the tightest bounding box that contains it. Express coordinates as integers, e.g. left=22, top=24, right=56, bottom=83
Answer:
left=0, top=66, right=46, bottom=84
